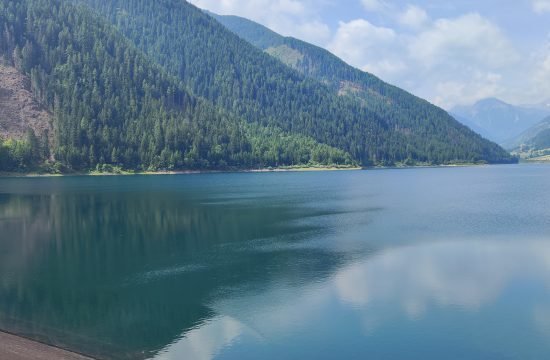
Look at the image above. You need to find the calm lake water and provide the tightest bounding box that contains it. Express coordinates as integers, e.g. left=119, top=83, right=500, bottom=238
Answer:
left=1, top=165, right=550, bottom=359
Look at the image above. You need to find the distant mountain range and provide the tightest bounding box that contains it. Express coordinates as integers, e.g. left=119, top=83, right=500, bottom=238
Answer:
left=451, top=98, right=550, bottom=145
left=522, top=99, right=550, bottom=112
left=204, top=12, right=514, bottom=164
left=500, top=116, right=550, bottom=160
left=503, top=116, right=550, bottom=149
left=0, top=0, right=517, bottom=173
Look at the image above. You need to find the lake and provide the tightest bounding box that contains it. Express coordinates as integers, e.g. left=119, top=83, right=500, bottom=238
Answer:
left=1, top=164, right=550, bottom=359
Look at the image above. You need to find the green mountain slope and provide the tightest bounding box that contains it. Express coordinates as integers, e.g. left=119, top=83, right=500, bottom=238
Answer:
left=529, top=129, right=550, bottom=150
left=503, top=116, right=550, bottom=150
left=0, top=0, right=353, bottom=172
left=505, top=116, right=550, bottom=159
left=451, top=98, right=550, bottom=144
left=211, top=12, right=517, bottom=163
left=76, top=0, right=516, bottom=166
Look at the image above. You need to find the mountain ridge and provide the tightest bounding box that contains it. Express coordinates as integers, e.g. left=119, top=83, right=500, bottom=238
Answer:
left=0, top=0, right=353, bottom=172
left=504, top=116, right=550, bottom=157
left=77, top=1, right=513, bottom=165
left=0, top=0, right=518, bottom=172
left=451, top=98, right=550, bottom=144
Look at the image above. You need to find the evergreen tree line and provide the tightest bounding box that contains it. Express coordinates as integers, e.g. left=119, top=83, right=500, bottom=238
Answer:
left=79, top=0, right=517, bottom=166
left=0, top=0, right=353, bottom=172
left=0, top=129, right=48, bottom=171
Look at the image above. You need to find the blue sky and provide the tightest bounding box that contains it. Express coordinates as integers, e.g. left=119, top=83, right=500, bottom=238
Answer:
left=188, top=0, right=550, bottom=109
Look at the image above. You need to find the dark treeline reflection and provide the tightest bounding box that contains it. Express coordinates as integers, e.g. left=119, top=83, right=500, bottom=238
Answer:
left=0, top=176, right=357, bottom=359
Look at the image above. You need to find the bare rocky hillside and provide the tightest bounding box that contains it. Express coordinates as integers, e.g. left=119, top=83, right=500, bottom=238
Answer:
left=0, top=63, right=52, bottom=141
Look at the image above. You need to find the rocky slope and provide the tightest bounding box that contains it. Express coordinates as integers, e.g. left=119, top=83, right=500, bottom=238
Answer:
left=0, top=63, right=52, bottom=141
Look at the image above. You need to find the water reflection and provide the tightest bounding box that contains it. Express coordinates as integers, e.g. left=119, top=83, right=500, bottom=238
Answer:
left=335, top=240, right=550, bottom=314
left=162, top=240, right=550, bottom=359
left=1, top=167, right=550, bottom=359
left=155, top=316, right=246, bottom=360
left=0, top=175, right=366, bottom=359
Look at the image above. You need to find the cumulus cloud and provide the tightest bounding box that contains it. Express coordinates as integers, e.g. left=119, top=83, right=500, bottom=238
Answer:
left=188, top=0, right=331, bottom=45
left=328, top=19, right=401, bottom=77
left=293, top=20, right=332, bottom=45
left=190, top=0, right=307, bottom=17
left=431, top=73, right=504, bottom=109
left=328, top=11, right=520, bottom=108
left=533, top=0, right=550, bottom=13
left=531, top=42, right=550, bottom=99
left=539, top=53, right=550, bottom=80
left=189, top=0, right=548, bottom=108
left=361, top=0, right=388, bottom=12
left=398, top=5, right=429, bottom=29
left=409, top=14, right=519, bottom=68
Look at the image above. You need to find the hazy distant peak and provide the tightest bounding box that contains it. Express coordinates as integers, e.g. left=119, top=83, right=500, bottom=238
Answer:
left=474, top=97, right=510, bottom=107
left=452, top=98, right=514, bottom=113
left=521, top=98, right=550, bottom=111
left=451, top=97, right=550, bottom=144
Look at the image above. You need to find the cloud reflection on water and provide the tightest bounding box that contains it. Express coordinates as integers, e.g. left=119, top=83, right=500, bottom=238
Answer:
left=159, top=239, right=550, bottom=359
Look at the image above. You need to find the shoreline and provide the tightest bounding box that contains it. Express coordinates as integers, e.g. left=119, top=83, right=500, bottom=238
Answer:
left=0, top=162, right=523, bottom=178
left=0, top=330, right=93, bottom=360
left=523, top=157, right=550, bottom=162
left=0, top=166, right=362, bottom=178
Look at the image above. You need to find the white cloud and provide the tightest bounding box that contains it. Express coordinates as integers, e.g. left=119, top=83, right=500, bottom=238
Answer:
left=431, top=72, right=503, bottom=109
left=361, top=0, right=387, bottom=12
left=328, top=19, right=407, bottom=79
left=409, top=14, right=519, bottom=69
left=327, top=11, right=521, bottom=108
left=191, top=0, right=307, bottom=17
left=189, top=0, right=549, bottom=108
left=531, top=44, right=550, bottom=99
left=294, top=20, right=332, bottom=45
left=328, top=19, right=396, bottom=64
left=539, top=53, right=550, bottom=79
left=188, top=0, right=332, bottom=45
left=363, top=59, right=408, bottom=78
left=533, top=0, right=550, bottom=13
left=404, top=13, right=520, bottom=107
left=398, top=5, right=429, bottom=29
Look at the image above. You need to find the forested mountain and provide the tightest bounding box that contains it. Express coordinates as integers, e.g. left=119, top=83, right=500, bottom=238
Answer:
left=74, top=0, right=516, bottom=166
left=451, top=98, right=550, bottom=145
left=0, top=62, right=52, bottom=171
left=0, top=0, right=516, bottom=173
left=525, top=129, right=550, bottom=152
left=0, top=0, right=353, bottom=172
left=210, top=13, right=518, bottom=163
left=212, top=12, right=411, bottom=101
left=505, top=116, right=550, bottom=158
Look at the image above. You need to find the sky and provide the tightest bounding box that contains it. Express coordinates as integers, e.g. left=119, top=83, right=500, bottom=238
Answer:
left=188, top=0, right=550, bottom=110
